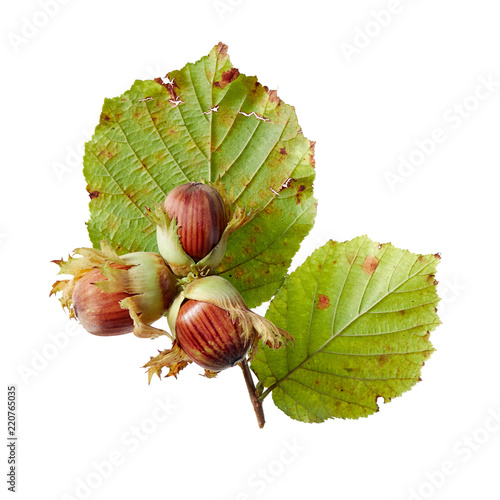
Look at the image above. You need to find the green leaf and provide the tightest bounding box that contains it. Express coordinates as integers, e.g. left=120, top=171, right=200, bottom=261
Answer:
left=84, top=43, right=315, bottom=307
left=251, top=236, right=441, bottom=423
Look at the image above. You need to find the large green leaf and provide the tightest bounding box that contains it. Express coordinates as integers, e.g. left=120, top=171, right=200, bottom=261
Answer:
left=252, top=236, right=441, bottom=423
left=84, top=43, right=315, bottom=307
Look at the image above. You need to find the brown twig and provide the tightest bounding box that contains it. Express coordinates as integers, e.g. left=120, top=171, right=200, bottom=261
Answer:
left=239, top=359, right=265, bottom=429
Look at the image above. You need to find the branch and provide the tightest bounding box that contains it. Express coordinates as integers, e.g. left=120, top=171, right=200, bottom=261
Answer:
left=239, top=359, right=265, bottom=429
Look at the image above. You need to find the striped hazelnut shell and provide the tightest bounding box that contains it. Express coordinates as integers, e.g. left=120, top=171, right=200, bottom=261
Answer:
left=175, top=299, right=253, bottom=371
left=164, top=182, right=227, bottom=261
left=72, top=269, right=133, bottom=336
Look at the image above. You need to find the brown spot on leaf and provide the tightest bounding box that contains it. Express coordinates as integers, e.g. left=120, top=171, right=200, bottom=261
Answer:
left=99, top=150, right=113, bottom=159
left=235, top=269, right=244, bottom=278
left=88, top=191, right=99, bottom=199
left=377, top=354, right=389, bottom=366
left=309, top=141, right=316, bottom=168
left=434, top=253, right=441, bottom=260
left=317, top=295, right=330, bottom=310
left=268, top=89, right=280, bottom=104
left=278, top=178, right=296, bottom=193
left=155, top=99, right=166, bottom=109
left=295, top=184, right=306, bottom=204
left=153, top=77, right=179, bottom=103
left=214, top=67, right=240, bottom=89
left=280, top=148, right=287, bottom=155
left=216, top=42, right=228, bottom=56
left=156, top=75, right=181, bottom=106
left=154, top=77, right=166, bottom=87
left=362, top=255, right=379, bottom=275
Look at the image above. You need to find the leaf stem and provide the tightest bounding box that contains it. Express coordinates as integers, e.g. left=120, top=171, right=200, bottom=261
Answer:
left=239, top=359, right=265, bottom=429
left=258, top=386, right=272, bottom=401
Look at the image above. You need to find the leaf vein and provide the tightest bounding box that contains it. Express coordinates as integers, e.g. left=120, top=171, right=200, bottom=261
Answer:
left=89, top=149, right=144, bottom=216
left=219, top=201, right=315, bottom=274
left=144, top=100, right=190, bottom=182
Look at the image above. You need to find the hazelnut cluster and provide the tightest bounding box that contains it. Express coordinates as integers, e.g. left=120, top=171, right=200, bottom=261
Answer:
left=51, top=182, right=291, bottom=380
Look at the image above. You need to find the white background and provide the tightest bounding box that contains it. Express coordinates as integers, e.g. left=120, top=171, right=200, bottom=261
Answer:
left=2, top=1, right=499, bottom=499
